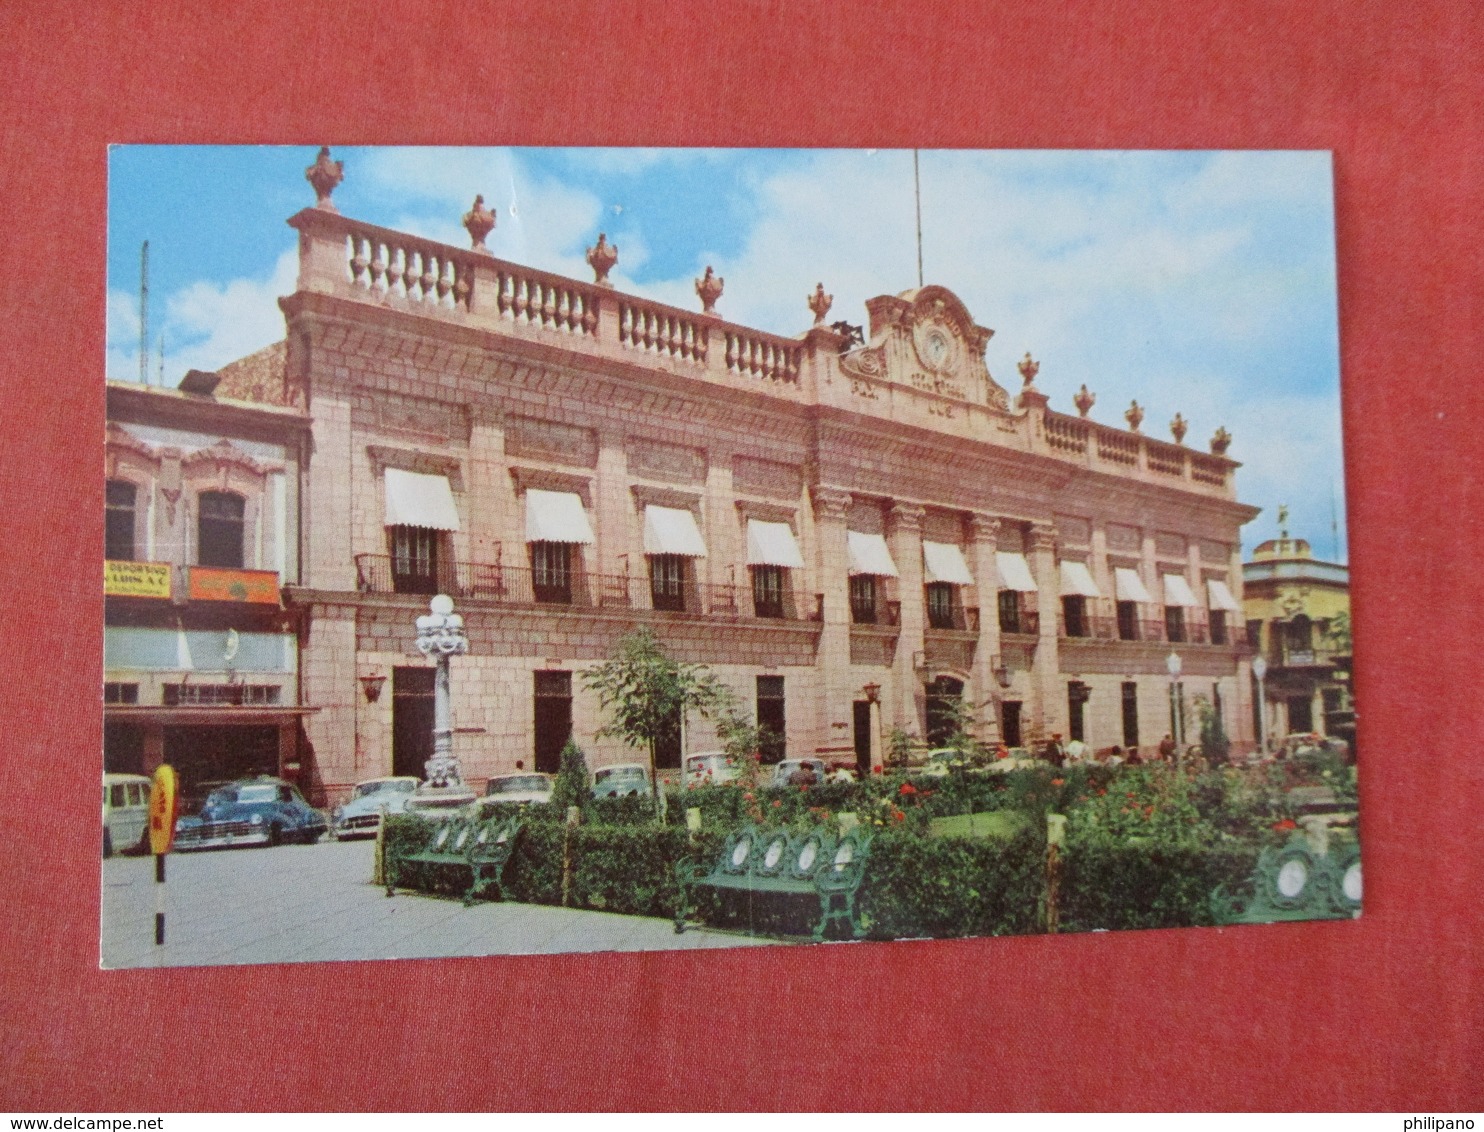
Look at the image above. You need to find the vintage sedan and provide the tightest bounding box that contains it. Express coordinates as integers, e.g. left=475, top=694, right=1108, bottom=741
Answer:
left=592, top=763, right=653, bottom=798
left=173, top=776, right=327, bottom=850
left=331, top=776, right=419, bottom=840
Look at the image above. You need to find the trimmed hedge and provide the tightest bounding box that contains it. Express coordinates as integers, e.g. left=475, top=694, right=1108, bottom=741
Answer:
left=1059, top=838, right=1259, bottom=932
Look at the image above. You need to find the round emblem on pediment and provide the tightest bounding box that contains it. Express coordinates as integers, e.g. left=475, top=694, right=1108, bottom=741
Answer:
left=914, top=319, right=961, bottom=375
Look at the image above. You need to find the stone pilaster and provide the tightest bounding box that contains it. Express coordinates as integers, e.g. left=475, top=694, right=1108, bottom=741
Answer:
left=888, top=501, right=926, bottom=736
left=812, top=487, right=854, bottom=740
left=968, top=512, right=1003, bottom=743
left=1028, top=520, right=1061, bottom=740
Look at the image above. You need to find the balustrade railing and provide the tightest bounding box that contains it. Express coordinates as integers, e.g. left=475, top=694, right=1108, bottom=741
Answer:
left=1096, top=428, right=1140, bottom=467
left=618, top=300, right=709, bottom=363
left=1057, top=614, right=1215, bottom=645
left=724, top=328, right=802, bottom=382
left=494, top=265, right=601, bottom=337
left=1146, top=442, right=1185, bottom=477
left=353, top=555, right=821, bottom=623
left=1044, top=414, right=1090, bottom=455
left=346, top=231, right=480, bottom=312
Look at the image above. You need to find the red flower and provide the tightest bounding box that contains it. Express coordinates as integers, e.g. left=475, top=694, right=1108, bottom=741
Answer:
left=1097, top=789, right=1107, bottom=796
left=771, top=799, right=782, bottom=807
left=1051, top=778, right=1065, bottom=787
left=892, top=809, right=906, bottom=823
left=899, top=782, right=918, bottom=796
left=872, top=765, right=883, bottom=774
left=1144, top=805, right=1155, bottom=817
left=1272, top=819, right=1297, bottom=832
left=743, top=792, right=755, bottom=801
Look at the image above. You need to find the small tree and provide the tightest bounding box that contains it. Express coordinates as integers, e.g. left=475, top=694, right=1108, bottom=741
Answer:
left=581, top=627, right=735, bottom=817
left=550, top=739, right=590, bottom=812
left=1194, top=694, right=1231, bottom=767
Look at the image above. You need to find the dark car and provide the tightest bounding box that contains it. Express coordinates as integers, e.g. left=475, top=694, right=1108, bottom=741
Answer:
left=173, top=776, right=327, bottom=851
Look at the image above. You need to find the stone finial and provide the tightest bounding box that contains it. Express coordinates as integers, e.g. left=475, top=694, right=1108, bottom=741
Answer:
left=808, top=282, right=833, bottom=326
left=1073, top=384, right=1096, bottom=418
left=462, top=195, right=496, bottom=254
left=1018, top=352, right=1040, bottom=387
left=1125, top=400, right=1144, bottom=432
left=695, top=265, right=724, bottom=315
left=306, top=146, right=344, bottom=212
left=586, top=233, right=618, bottom=287
left=1170, top=412, right=1188, bottom=445
left=1210, top=426, right=1232, bottom=456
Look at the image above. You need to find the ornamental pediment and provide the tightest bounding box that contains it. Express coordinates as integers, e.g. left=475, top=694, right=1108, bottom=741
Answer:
left=845, top=285, right=1009, bottom=410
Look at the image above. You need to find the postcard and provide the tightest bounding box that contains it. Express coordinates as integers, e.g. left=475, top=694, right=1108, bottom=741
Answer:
left=100, top=146, right=1356, bottom=967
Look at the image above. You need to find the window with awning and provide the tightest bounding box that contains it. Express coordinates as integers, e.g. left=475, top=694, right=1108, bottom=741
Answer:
left=1113, top=566, right=1153, bottom=603
left=922, top=541, right=973, bottom=586
left=995, top=551, right=1038, bottom=593
left=1059, top=560, right=1102, bottom=598
left=643, top=505, right=708, bottom=558
left=383, top=468, right=460, bottom=531
left=847, top=531, right=899, bottom=577
left=746, top=519, right=805, bottom=568
left=1206, top=578, right=1242, bottom=612
left=1161, top=573, right=1200, bottom=607
left=524, top=489, right=594, bottom=544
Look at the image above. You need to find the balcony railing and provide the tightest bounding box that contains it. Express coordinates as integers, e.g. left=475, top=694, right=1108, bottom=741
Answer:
left=353, top=555, right=822, bottom=622
left=1059, top=615, right=1214, bottom=644
left=851, top=600, right=902, bottom=628
left=926, top=605, right=980, bottom=633
left=997, top=609, right=1041, bottom=636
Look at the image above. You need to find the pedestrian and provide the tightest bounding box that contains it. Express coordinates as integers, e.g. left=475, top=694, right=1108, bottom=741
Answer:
left=1158, top=734, right=1177, bottom=761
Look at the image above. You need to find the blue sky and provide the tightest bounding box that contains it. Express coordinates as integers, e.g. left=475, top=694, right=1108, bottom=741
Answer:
left=106, top=146, right=1346, bottom=559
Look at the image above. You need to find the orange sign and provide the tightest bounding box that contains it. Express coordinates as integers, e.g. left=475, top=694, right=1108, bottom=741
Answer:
left=187, top=566, right=281, bottom=604
left=148, top=764, right=178, bottom=855
left=104, top=560, right=172, bottom=599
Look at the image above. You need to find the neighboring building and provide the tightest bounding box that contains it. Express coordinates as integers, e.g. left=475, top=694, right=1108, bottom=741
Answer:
left=1242, top=529, right=1354, bottom=748
left=103, top=376, right=313, bottom=796
left=208, top=155, right=1261, bottom=805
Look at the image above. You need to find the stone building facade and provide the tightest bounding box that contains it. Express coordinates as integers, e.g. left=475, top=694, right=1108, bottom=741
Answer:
left=1242, top=532, right=1353, bottom=748
left=235, top=160, right=1260, bottom=804
left=103, top=378, right=311, bottom=791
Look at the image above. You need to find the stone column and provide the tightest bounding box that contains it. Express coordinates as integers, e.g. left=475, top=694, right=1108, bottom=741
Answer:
left=812, top=488, right=854, bottom=743
left=1028, top=520, right=1062, bottom=741
left=887, top=502, right=926, bottom=737
left=969, top=513, right=1003, bottom=744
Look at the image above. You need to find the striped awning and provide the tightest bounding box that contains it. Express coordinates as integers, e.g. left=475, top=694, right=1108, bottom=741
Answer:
left=1206, top=578, right=1243, bottom=612
left=1161, top=573, right=1200, bottom=607
left=922, top=541, right=974, bottom=586
left=1114, top=567, right=1153, bottom=603
left=995, top=552, right=1038, bottom=593
left=1059, top=560, right=1102, bottom=598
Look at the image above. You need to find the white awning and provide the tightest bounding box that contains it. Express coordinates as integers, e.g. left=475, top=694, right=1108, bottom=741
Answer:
left=1059, top=560, right=1102, bottom=598
left=1161, top=573, right=1200, bottom=607
left=524, top=489, right=594, bottom=545
left=383, top=468, right=460, bottom=531
left=1113, top=567, right=1153, bottom=603
left=922, top=541, right=974, bottom=586
left=1206, top=578, right=1242, bottom=612
left=847, top=531, right=899, bottom=577
left=995, top=551, right=1038, bottom=593
left=746, top=519, right=805, bottom=568
left=643, top=505, right=708, bottom=558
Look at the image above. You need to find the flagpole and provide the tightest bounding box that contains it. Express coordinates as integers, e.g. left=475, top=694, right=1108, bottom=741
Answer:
left=914, top=149, right=924, bottom=288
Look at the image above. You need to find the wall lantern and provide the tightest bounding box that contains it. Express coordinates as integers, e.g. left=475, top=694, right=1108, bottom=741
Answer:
left=991, top=655, right=1011, bottom=688
left=359, top=672, right=387, bottom=703
left=862, top=681, right=882, bottom=703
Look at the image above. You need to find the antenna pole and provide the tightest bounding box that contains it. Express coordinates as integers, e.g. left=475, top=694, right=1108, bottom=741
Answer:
left=913, top=149, right=924, bottom=288
left=1331, top=481, right=1340, bottom=560
left=139, top=241, right=149, bottom=385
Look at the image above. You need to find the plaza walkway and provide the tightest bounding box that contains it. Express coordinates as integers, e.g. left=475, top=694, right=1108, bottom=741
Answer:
left=100, top=837, right=778, bottom=969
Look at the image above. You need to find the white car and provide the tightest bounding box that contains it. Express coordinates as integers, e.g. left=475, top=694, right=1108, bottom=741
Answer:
left=769, top=758, right=828, bottom=788
left=684, top=751, right=736, bottom=787
left=331, top=776, right=419, bottom=840
left=481, top=772, right=555, bottom=805
left=103, top=773, right=152, bottom=858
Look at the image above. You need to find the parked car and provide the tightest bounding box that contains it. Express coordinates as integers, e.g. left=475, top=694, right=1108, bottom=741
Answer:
left=173, top=776, right=327, bottom=850
left=103, top=773, right=152, bottom=858
left=684, top=751, right=736, bottom=787
left=480, top=772, right=555, bottom=806
left=331, top=776, right=419, bottom=840
left=769, top=758, right=828, bottom=788
left=592, top=763, right=653, bottom=798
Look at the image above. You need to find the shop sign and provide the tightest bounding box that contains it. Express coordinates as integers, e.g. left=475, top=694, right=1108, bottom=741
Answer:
left=148, top=764, right=178, bottom=855
left=187, top=566, right=281, bottom=605
left=104, top=560, right=172, bottom=599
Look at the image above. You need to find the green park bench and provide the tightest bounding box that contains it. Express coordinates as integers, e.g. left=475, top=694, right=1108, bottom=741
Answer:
left=385, top=811, right=523, bottom=906
left=1210, top=830, right=1361, bottom=924
left=674, top=824, right=873, bottom=941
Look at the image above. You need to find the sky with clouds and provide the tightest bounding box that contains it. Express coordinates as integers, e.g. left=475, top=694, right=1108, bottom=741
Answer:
left=106, top=145, right=1346, bottom=559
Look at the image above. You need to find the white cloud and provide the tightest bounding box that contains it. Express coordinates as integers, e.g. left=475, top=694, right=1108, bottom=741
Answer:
left=105, top=246, right=297, bottom=384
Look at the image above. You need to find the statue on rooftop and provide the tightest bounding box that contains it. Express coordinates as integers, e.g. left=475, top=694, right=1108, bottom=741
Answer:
left=808, top=283, right=833, bottom=326
left=1073, top=384, right=1096, bottom=418
left=463, top=195, right=496, bottom=254
left=1125, top=400, right=1144, bottom=432
left=1018, top=352, right=1040, bottom=387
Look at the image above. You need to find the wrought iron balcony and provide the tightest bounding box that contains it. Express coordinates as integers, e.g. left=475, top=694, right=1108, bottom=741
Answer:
left=352, top=554, right=823, bottom=623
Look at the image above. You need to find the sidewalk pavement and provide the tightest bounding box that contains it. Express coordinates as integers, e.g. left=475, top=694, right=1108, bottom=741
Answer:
left=101, top=838, right=780, bottom=969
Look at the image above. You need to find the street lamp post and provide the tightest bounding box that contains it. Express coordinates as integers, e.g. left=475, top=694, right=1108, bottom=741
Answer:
left=1252, top=654, right=1269, bottom=756
left=407, top=594, right=475, bottom=813
left=1166, top=650, right=1184, bottom=769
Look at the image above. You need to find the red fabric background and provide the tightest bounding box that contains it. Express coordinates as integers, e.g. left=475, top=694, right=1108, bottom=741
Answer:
left=1, top=0, right=1480, bottom=1112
